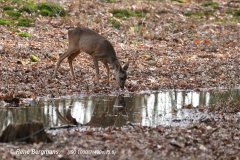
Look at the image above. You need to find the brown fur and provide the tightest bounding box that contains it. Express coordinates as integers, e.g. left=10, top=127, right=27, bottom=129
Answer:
left=53, top=27, right=129, bottom=88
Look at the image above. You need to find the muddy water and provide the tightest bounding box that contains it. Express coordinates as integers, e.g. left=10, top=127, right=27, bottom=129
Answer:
left=1, top=90, right=240, bottom=131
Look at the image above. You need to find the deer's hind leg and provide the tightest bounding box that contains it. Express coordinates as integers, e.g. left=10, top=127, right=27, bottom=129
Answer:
left=93, top=56, right=100, bottom=85
left=53, top=50, right=72, bottom=78
left=53, top=47, right=79, bottom=79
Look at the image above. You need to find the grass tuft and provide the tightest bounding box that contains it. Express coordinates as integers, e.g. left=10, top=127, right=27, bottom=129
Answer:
left=201, top=2, right=219, bottom=8
left=37, top=2, right=67, bottom=17
left=111, top=9, right=146, bottom=18
left=17, top=31, right=31, bottom=38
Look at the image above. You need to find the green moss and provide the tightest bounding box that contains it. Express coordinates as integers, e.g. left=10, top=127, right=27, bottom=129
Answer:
left=107, top=0, right=116, bottom=2
left=4, top=0, right=34, bottom=5
left=112, top=9, right=131, bottom=18
left=201, top=2, right=219, bottom=8
left=225, top=9, right=240, bottom=17
left=183, top=12, right=192, bottom=17
left=2, top=6, right=14, bottom=11
left=226, top=9, right=235, bottom=15
left=141, top=54, right=151, bottom=59
left=0, top=19, right=10, bottom=25
left=184, top=12, right=202, bottom=17
left=108, top=18, right=120, bottom=29
left=39, top=9, right=53, bottom=17
left=5, top=10, right=21, bottom=17
left=111, top=9, right=145, bottom=18
left=37, top=2, right=67, bottom=17
left=184, top=10, right=214, bottom=17
left=17, top=31, right=30, bottom=38
left=212, top=8, right=240, bottom=24
left=17, top=18, right=34, bottom=27
left=234, top=10, right=240, bottom=16
left=42, top=28, right=48, bottom=31
left=212, top=17, right=240, bottom=24
left=19, top=4, right=37, bottom=14
left=172, top=0, right=184, bottom=3
left=30, top=54, right=38, bottom=62
left=132, top=41, right=139, bottom=45
left=0, top=20, right=6, bottom=25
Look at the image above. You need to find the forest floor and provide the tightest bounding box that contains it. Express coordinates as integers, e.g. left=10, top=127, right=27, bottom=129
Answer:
left=0, top=0, right=240, bottom=159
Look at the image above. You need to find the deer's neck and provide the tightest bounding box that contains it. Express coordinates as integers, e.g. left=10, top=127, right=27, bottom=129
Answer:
left=111, top=59, right=121, bottom=73
left=107, top=53, right=120, bottom=70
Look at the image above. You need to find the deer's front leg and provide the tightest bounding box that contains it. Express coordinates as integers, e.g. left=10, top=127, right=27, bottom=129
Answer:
left=93, top=57, right=99, bottom=85
left=103, top=62, right=110, bottom=86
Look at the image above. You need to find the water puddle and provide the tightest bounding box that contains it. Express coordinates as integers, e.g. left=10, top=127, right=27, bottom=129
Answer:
left=1, top=89, right=240, bottom=131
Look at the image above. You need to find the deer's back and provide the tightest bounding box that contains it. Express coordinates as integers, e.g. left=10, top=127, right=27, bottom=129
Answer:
left=68, top=27, right=117, bottom=62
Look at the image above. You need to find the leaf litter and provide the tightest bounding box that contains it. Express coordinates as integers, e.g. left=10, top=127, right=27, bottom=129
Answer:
left=0, top=0, right=240, bottom=159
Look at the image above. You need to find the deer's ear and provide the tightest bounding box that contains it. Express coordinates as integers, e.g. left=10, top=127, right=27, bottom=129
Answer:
left=123, top=62, right=129, bottom=71
left=117, top=65, right=121, bottom=72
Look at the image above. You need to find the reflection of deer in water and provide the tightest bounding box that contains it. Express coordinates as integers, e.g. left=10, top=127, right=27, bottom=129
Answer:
left=54, top=95, right=127, bottom=127
left=55, top=99, right=78, bottom=125
left=85, top=95, right=127, bottom=127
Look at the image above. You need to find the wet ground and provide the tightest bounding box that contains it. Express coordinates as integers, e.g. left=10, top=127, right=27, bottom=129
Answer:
left=1, top=89, right=240, bottom=132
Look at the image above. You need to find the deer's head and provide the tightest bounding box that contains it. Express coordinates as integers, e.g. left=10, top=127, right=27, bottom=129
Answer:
left=115, top=62, right=129, bottom=89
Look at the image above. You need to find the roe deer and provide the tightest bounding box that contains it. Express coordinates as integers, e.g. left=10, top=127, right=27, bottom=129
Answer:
left=52, top=27, right=129, bottom=88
